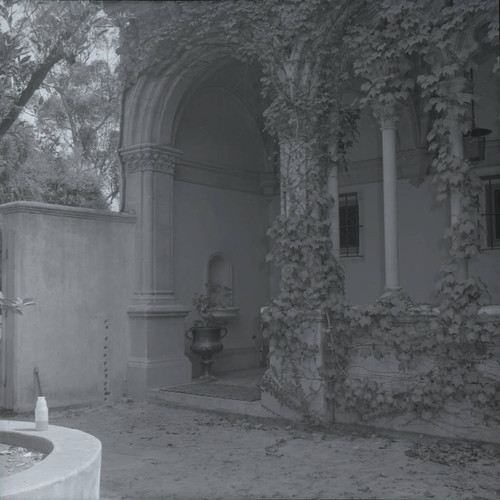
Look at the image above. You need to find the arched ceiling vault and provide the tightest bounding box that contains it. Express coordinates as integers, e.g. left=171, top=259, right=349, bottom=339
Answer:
left=121, top=57, right=269, bottom=152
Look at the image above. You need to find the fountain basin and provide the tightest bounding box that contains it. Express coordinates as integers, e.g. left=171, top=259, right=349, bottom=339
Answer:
left=0, top=420, right=101, bottom=500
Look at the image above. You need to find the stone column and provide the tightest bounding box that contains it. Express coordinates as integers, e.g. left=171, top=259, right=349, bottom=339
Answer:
left=261, top=133, right=334, bottom=423
left=380, top=107, right=400, bottom=290
left=119, top=143, right=191, bottom=399
left=278, top=136, right=309, bottom=217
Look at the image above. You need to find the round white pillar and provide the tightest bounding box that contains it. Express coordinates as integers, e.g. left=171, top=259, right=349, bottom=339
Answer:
left=380, top=109, right=400, bottom=290
left=328, top=163, right=340, bottom=260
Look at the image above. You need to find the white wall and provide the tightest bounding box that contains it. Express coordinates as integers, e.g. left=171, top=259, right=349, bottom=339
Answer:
left=0, top=203, right=135, bottom=411
left=173, top=181, right=270, bottom=371
left=340, top=177, right=449, bottom=305
left=173, top=76, right=272, bottom=373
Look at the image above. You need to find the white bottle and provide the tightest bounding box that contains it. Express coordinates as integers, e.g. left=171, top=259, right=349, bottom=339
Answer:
left=35, top=396, right=48, bottom=431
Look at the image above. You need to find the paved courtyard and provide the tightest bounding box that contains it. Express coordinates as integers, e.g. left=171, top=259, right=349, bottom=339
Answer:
left=18, top=400, right=499, bottom=500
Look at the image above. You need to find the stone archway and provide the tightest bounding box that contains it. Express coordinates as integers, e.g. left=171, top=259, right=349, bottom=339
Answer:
left=119, top=58, right=277, bottom=398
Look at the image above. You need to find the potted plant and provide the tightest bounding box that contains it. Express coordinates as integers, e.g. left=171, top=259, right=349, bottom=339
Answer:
left=0, top=292, right=35, bottom=314
left=186, top=283, right=238, bottom=381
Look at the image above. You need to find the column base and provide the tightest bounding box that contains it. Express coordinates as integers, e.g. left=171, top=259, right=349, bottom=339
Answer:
left=380, top=287, right=412, bottom=302
left=126, top=298, right=192, bottom=400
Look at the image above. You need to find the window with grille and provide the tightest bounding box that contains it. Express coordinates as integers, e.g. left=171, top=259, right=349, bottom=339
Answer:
left=482, top=176, right=500, bottom=249
left=339, top=192, right=361, bottom=257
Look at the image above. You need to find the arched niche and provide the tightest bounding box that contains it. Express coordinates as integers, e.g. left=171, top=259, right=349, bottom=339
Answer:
left=205, top=252, right=239, bottom=321
left=206, top=252, right=233, bottom=306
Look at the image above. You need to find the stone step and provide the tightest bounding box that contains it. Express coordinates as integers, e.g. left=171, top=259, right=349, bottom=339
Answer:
left=148, top=387, right=275, bottom=419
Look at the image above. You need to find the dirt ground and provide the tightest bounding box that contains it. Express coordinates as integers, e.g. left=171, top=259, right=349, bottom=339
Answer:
left=9, top=401, right=500, bottom=500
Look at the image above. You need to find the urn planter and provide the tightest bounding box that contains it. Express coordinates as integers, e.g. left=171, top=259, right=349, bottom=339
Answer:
left=186, top=325, right=227, bottom=381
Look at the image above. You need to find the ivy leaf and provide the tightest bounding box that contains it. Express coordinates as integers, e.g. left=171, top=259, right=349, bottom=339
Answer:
left=359, top=315, right=371, bottom=327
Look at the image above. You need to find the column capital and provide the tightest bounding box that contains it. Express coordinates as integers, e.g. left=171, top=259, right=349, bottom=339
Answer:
left=119, top=143, right=183, bottom=175
left=374, top=105, right=399, bottom=131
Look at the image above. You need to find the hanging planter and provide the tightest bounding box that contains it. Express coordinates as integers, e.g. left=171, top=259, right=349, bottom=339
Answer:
left=463, top=69, right=492, bottom=163
left=463, top=127, right=491, bottom=162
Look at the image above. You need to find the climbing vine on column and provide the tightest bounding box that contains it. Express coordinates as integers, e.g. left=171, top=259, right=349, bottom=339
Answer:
left=113, top=0, right=499, bottom=422
left=336, top=0, right=499, bottom=424
left=253, top=1, right=361, bottom=417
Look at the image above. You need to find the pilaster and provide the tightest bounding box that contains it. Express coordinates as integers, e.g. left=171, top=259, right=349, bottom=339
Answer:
left=119, top=143, right=191, bottom=399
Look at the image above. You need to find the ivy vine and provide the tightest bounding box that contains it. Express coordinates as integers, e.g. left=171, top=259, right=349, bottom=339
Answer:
left=335, top=0, right=499, bottom=426
left=114, top=0, right=499, bottom=425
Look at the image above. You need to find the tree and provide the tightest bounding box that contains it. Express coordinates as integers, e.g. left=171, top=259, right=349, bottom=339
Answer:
left=35, top=59, right=121, bottom=206
left=0, top=121, right=107, bottom=208
left=0, top=0, right=111, bottom=140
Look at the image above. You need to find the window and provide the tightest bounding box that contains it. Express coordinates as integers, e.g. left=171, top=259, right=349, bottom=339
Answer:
left=339, top=192, right=361, bottom=257
left=482, top=176, right=500, bottom=249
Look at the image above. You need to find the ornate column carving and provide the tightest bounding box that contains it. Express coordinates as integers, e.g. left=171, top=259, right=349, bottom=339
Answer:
left=120, top=143, right=178, bottom=175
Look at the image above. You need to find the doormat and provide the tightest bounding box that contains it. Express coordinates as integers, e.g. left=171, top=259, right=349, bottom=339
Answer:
left=161, top=383, right=261, bottom=402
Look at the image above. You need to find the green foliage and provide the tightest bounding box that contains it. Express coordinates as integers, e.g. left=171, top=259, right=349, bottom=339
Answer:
left=116, top=0, right=500, bottom=423
left=349, top=0, right=498, bottom=291
left=335, top=292, right=500, bottom=424
left=0, top=1, right=118, bottom=208
left=0, top=291, right=34, bottom=315
left=0, top=122, right=107, bottom=209
left=192, top=283, right=233, bottom=327
left=122, top=0, right=361, bottom=417
left=333, top=0, right=499, bottom=426
left=34, top=59, right=121, bottom=206
left=0, top=0, right=112, bottom=140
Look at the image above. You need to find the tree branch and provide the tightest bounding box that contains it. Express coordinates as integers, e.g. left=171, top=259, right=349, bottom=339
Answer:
left=0, top=52, right=63, bottom=140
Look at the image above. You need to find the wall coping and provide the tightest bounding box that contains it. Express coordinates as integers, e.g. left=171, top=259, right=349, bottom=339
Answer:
left=0, top=201, right=136, bottom=224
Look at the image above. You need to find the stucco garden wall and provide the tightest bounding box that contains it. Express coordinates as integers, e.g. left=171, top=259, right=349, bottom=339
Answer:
left=0, top=202, right=135, bottom=412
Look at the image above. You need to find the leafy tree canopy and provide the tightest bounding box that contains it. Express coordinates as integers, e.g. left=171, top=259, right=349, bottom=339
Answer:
left=0, top=1, right=119, bottom=209
left=0, top=120, right=108, bottom=209
left=35, top=59, right=120, bottom=206
left=0, top=0, right=112, bottom=140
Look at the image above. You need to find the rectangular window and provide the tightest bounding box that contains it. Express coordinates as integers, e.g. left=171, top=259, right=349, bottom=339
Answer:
left=483, top=176, right=500, bottom=249
left=339, top=192, right=361, bottom=257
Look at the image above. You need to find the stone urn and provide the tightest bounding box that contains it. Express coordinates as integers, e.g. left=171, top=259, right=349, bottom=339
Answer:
left=186, top=325, right=227, bottom=381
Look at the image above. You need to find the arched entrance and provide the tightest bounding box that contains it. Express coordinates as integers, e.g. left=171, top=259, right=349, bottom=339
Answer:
left=119, top=58, right=278, bottom=398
